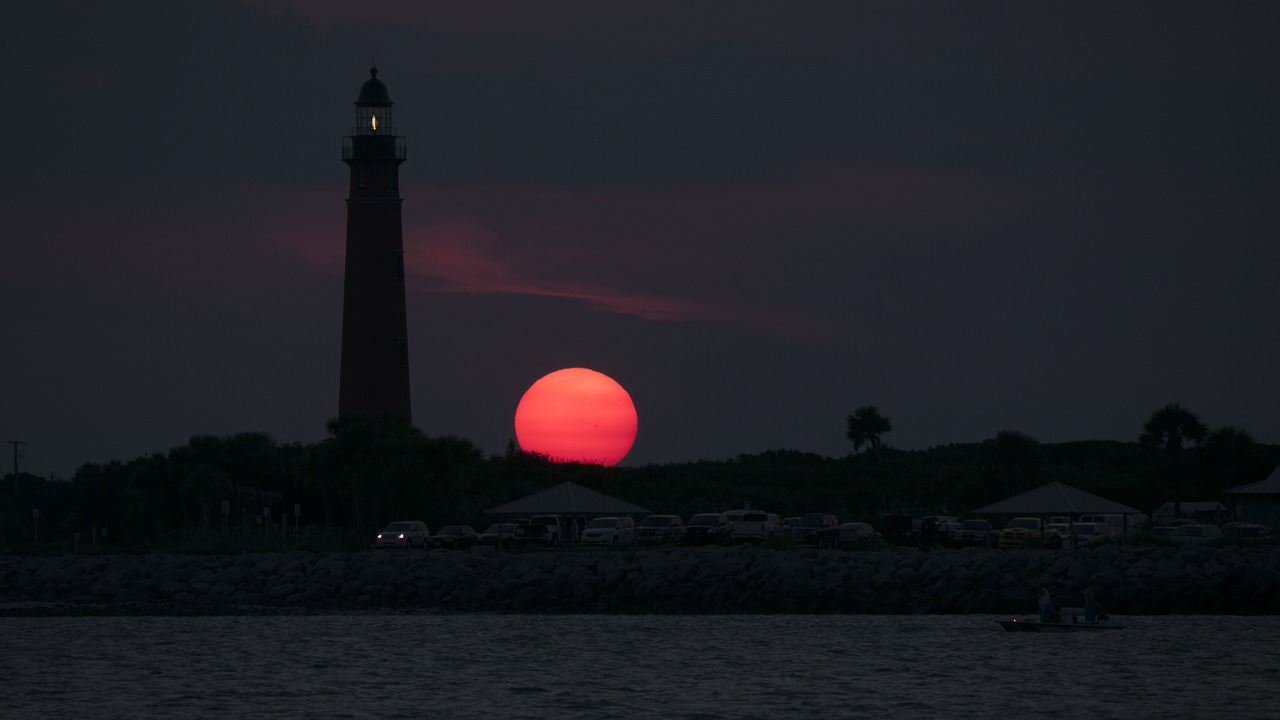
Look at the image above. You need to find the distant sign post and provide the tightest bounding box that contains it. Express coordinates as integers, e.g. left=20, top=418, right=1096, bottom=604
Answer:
left=221, top=500, right=230, bottom=535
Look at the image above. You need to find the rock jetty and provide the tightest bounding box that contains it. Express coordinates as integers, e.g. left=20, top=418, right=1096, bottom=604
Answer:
left=2, top=543, right=1276, bottom=615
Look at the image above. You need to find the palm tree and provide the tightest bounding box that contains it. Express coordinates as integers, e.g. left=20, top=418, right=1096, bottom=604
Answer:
left=846, top=406, right=892, bottom=458
left=1139, top=403, right=1207, bottom=518
left=1139, top=403, right=1208, bottom=459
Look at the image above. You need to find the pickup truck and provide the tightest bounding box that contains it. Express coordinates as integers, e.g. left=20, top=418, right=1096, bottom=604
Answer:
left=730, top=511, right=783, bottom=544
left=954, top=518, right=998, bottom=548
left=793, top=512, right=840, bottom=548
left=683, top=512, right=732, bottom=546
left=515, top=515, right=567, bottom=547
left=997, top=517, right=1054, bottom=549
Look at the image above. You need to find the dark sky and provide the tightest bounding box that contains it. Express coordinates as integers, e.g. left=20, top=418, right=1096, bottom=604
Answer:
left=4, top=1, right=1279, bottom=478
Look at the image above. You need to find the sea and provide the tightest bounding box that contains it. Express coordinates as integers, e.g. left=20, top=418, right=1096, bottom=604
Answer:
left=1, top=613, right=1275, bottom=719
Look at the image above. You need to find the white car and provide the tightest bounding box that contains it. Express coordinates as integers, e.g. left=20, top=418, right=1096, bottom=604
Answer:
left=1222, top=522, right=1272, bottom=540
left=1173, top=524, right=1223, bottom=543
left=1072, top=522, right=1117, bottom=547
left=731, top=511, right=783, bottom=544
left=578, top=517, right=636, bottom=546
left=372, top=521, right=430, bottom=549
left=838, top=522, right=881, bottom=544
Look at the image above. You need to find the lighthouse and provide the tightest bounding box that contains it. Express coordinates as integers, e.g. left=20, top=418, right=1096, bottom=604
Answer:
left=338, top=67, right=412, bottom=421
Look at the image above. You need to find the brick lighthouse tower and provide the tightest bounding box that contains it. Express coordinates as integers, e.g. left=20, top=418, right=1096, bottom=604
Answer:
left=338, top=67, right=411, bottom=421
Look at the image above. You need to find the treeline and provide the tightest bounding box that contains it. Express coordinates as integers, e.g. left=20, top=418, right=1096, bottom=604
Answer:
left=2, top=413, right=1276, bottom=551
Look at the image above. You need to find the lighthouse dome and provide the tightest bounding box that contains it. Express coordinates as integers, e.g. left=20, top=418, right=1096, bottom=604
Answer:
left=355, top=67, right=392, bottom=106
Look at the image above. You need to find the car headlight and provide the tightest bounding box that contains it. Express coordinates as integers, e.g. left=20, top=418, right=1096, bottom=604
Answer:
left=398, top=533, right=405, bottom=539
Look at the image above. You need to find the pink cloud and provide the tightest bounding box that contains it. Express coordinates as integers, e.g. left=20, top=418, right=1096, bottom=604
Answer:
left=254, top=166, right=1091, bottom=333
left=403, top=215, right=730, bottom=322
left=251, top=185, right=735, bottom=323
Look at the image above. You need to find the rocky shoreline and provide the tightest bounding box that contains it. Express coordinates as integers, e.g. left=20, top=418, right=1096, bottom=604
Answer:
left=2, top=543, right=1276, bottom=616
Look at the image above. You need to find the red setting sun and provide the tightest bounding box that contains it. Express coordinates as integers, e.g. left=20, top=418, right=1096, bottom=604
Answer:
left=514, top=368, right=638, bottom=466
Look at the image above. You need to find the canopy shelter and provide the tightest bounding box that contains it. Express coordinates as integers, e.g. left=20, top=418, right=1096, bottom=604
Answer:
left=1225, top=465, right=1280, bottom=496
left=486, top=481, right=651, bottom=516
left=973, top=482, right=1141, bottom=517
left=1225, top=465, right=1280, bottom=526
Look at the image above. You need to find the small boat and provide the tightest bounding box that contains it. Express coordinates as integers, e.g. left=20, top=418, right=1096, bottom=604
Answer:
left=998, top=607, right=1125, bottom=632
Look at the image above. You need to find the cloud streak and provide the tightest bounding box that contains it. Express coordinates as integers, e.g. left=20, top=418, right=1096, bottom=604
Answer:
left=258, top=162, right=1071, bottom=336
left=405, top=215, right=726, bottom=322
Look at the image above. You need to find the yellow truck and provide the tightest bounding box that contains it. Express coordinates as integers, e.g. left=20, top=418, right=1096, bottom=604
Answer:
left=997, top=517, right=1059, bottom=549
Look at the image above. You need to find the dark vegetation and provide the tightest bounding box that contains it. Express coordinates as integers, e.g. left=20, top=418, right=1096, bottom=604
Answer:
left=3, top=405, right=1276, bottom=553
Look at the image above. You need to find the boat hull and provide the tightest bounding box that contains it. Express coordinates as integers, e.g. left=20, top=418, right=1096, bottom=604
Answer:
left=998, top=616, right=1125, bottom=632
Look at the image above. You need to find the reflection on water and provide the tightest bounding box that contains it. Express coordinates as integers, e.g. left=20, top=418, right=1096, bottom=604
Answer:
left=0, top=614, right=1275, bottom=719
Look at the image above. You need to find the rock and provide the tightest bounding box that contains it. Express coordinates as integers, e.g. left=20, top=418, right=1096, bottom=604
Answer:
left=266, top=583, right=296, bottom=599
left=213, top=568, right=243, bottom=585
left=157, top=581, right=189, bottom=598
left=1, top=544, right=1278, bottom=614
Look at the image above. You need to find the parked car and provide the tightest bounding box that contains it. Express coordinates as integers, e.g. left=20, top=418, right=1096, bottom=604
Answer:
left=838, top=522, right=881, bottom=545
left=1071, top=521, right=1116, bottom=547
left=954, top=518, right=997, bottom=548
left=921, top=515, right=960, bottom=531
left=683, top=512, right=731, bottom=546
left=1078, top=513, right=1132, bottom=538
left=731, top=511, right=784, bottom=544
left=997, top=517, right=1047, bottom=549
left=372, top=521, right=430, bottom=549
left=426, top=525, right=480, bottom=550
left=637, top=514, right=686, bottom=545
left=1222, top=522, right=1273, bottom=541
left=1173, top=524, right=1223, bottom=543
left=935, top=518, right=965, bottom=547
left=793, top=512, right=840, bottom=547
left=579, top=516, right=636, bottom=546
left=477, top=522, right=520, bottom=550
left=881, top=514, right=920, bottom=546
left=516, top=515, right=571, bottom=547
left=920, top=515, right=961, bottom=547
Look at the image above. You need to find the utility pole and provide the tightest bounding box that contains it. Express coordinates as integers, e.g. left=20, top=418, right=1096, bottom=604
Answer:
left=7, top=440, right=24, bottom=502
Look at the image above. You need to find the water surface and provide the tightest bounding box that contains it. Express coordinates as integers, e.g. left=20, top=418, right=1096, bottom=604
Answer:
left=1, top=614, right=1273, bottom=719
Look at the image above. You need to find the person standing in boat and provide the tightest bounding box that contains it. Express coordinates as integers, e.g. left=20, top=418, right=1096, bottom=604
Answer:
left=1037, top=583, right=1053, bottom=622
left=1084, top=585, right=1099, bottom=623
